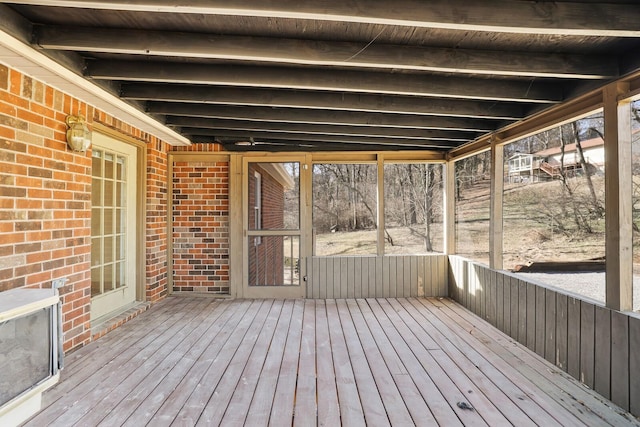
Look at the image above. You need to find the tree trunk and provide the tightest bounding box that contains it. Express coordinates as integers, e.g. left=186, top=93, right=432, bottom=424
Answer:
left=572, top=122, right=603, bottom=217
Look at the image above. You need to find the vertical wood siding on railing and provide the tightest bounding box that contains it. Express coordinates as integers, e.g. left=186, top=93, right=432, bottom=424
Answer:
left=447, top=255, right=640, bottom=417
left=305, top=255, right=448, bottom=299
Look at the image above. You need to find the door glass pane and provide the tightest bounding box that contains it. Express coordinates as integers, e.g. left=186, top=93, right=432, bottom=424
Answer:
left=116, top=181, right=125, bottom=208
left=104, top=236, right=114, bottom=264
left=115, top=208, right=124, bottom=234
left=248, top=162, right=299, bottom=230
left=91, top=208, right=102, bottom=236
left=104, top=152, right=114, bottom=179
left=248, top=235, right=299, bottom=286
left=115, top=261, right=125, bottom=289
left=91, top=266, right=102, bottom=295
left=92, top=150, right=103, bottom=177
left=91, top=237, right=101, bottom=267
left=91, top=178, right=102, bottom=206
left=116, top=155, right=126, bottom=181
left=104, top=179, right=114, bottom=206
left=104, top=264, right=114, bottom=292
left=92, top=146, right=130, bottom=298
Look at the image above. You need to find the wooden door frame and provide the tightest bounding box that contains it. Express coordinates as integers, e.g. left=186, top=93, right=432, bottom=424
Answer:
left=90, top=124, right=146, bottom=317
left=239, top=154, right=308, bottom=299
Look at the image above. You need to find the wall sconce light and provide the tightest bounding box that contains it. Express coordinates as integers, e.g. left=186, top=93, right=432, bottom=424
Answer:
left=65, top=114, right=91, bottom=152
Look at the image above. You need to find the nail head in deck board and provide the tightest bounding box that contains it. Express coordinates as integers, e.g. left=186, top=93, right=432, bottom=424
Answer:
left=610, top=311, right=630, bottom=411
left=555, top=293, right=569, bottom=371
left=386, top=299, right=509, bottom=426
left=436, top=298, right=639, bottom=426
left=629, top=315, right=640, bottom=416
left=544, top=289, right=556, bottom=364
left=422, top=300, right=575, bottom=425
left=579, top=301, right=596, bottom=389
left=28, top=297, right=639, bottom=426
left=567, top=297, right=582, bottom=380
left=594, top=305, right=612, bottom=400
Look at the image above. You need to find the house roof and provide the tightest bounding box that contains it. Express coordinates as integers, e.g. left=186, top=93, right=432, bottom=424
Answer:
left=2, top=2, right=640, bottom=152
left=534, top=137, right=604, bottom=157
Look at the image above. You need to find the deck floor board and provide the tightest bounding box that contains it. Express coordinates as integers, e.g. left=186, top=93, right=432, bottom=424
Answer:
left=25, top=297, right=640, bottom=427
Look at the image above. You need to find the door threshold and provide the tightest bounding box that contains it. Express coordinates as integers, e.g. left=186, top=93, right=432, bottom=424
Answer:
left=91, top=301, right=151, bottom=341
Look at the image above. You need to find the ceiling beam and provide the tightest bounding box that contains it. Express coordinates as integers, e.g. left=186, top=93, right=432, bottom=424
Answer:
left=147, top=102, right=500, bottom=132
left=210, top=139, right=447, bottom=153
left=10, top=1, right=640, bottom=37
left=36, top=25, right=616, bottom=79
left=123, top=84, right=526, bottom=120
left=166, top=117, right=477, bottom=141
left=88, top=61, right=562, bottom=103
left=182, top=128, right=461, bottom=149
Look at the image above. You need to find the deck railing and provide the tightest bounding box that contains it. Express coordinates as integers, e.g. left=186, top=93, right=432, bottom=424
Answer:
left=448, top=255, right=640, bottom=417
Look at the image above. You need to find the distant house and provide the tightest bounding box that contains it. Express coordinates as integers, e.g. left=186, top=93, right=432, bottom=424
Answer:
left=507, top=137, right=604, bottom=183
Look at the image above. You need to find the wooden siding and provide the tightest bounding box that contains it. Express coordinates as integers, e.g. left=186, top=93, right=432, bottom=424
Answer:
left=24, top=296, right=639, bottom=426
left=305, top=254, right=448, bottom=299
left=448, top=255, right=640, bottom=418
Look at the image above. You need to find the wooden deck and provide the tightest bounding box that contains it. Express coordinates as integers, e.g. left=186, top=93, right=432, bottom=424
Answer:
left=25, top=297, right=639, bottom=426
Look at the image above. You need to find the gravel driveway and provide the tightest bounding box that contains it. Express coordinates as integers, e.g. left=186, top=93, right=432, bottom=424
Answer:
left=516, top=271, right=640, bottom=311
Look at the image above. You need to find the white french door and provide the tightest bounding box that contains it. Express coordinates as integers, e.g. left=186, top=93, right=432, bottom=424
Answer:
left=90, top=133, right=137, bottom=321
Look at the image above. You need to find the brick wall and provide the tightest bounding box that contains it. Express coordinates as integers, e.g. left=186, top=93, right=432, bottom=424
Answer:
left=248, top=164, right=285, bottom=286
left=171, top=160, right=230, bottom=293
left=146, top=139, right=169, bottom=302
left=0, top=64, right=170, bottom=352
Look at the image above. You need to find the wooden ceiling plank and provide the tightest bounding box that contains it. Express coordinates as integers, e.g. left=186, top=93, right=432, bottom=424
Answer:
left=147, top=102, right=500, bottom=132
left=88, top=61, right=562, bottom=103
left=36, top=25, right=617, bottom=79
left=124, top=84, right=526, bottom=120
left=11, top=1, right=640, bottom=36
left=167, top=116, right=477, bottom=140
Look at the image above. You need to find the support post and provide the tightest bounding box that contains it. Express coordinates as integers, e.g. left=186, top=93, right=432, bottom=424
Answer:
left=377, top=154, right=385, bottom=256
left=604, top=82, right=633, bottom=311
left=444, top=159, right=456, bottom=255
left=490, top=140, right=504, bottom=270
left=229, top=153, right=244, bottom=298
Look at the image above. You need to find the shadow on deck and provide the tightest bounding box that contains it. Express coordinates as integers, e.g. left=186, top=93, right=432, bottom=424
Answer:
left=24, top=297, right=639, bottom=426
